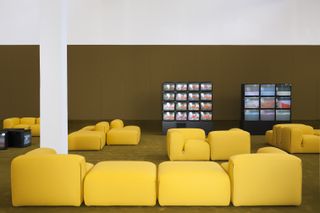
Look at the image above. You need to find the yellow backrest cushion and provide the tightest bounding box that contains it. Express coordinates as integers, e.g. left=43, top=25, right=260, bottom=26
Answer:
left=110, top=119, right=124, bottom=129
left=168, top=128, right=206, bottom=140
left=3, top=117, right=20, bottom=128
left=95, top=121, right=110, bottom=133
left=20, top=117, right=36, bottom=125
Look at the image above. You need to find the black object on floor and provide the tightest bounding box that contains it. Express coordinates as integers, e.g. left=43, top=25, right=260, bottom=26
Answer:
left=0, top=130, right=9, bottom=150
left=5, top=129, right=32, bottom=148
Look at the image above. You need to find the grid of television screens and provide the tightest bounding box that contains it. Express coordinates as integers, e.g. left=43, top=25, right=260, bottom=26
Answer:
left=243, top=83, right=291, bottom=121
left=162, top=82, right=213, bottom=121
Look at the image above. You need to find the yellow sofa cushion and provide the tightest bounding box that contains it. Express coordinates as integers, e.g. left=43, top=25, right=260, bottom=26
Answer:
left=84, top=161, right=156, bottom=206
left=265, top=130, right=273, bottom=145
left=25, top=148, right=56, bottom=155
left=68, top=131, right=106, bottom=150
left=107, top=126, right=141, bottom=145
left=36, top=117, right=40, bottom=124
left=110, top=119, right=124, bottom=129
left=228, top=153, right=302, bottom=206
left=158, top=161, right=230, bottom=206
left=13, top=124, right=31, bottom=130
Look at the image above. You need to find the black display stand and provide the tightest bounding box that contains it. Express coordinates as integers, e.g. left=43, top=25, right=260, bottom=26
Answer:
left=4, top=129, right=32, bottom=148
left=162, top=82, right=213, bottom=134
left=240, top=83, right=292, bottom=135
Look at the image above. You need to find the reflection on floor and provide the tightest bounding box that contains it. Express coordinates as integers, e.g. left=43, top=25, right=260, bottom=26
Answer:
left=0, top=120, right=319, bottom=213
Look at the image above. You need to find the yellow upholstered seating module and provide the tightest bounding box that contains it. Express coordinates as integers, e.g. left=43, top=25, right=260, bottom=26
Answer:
left=208, top=128, right=250, bottom=160
left=107, top=119, right=141, bottom=145
left=268, top=123, right=320, bottom=153
left=3, top=117, right=40, bottom=136
left=257, top=146, right=288, bottom=154
left=68, top=121, right=109, bottom=150
left=84, top=161, right=156, bottom=206
left=314, top=129, right=320, bottom=136
left=227, top=153, right=302, bottom=206
left=166, top=128, right=210, bottom=161
left=158, top=161, right=230, bottom=206
left=11, top=148, right=93, bottom=206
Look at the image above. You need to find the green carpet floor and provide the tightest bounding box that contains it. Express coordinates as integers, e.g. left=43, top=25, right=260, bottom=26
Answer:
left=0, top=121, right=319, bottom=213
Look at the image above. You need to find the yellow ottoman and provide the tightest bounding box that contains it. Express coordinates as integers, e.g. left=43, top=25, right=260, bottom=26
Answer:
left=68, top=131, right=105, bottom=150
left=158, top=161, right=230, bottom=206
left=84, top=161, right=156, bottom=206
left=208, top=129, right=250, bottom=160
left=107, top=126, right=141, bottom=145
left=228, top=154, right=302, bottom=206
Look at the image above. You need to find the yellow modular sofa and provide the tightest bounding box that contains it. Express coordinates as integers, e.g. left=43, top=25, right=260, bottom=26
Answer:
left=158, top=161, right=230, bottom=206
left=208, top=128, right=250, bottom=160
left=11, top=148, right=93, bottom=206
left=166, top=128, right=210, bottom=161
left=107, top=119, right=141, bottom=145
left=3, top=117, right=40, bottom=136
left=68, top=121, right=109, bottom=150
left=84, top=161, right=156, bottom=206
left=266, top=123, right=320, bottom=153
left=221, top=147, right=302, bottom=206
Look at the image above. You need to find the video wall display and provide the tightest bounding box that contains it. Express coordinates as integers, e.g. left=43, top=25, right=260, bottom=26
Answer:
left=242, top=83, right=292, bottom=121
left=162, top=82, right=213, bottom=121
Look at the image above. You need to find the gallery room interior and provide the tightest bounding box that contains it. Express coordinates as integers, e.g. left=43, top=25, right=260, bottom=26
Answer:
left=0, top=0, right=319, bottom=213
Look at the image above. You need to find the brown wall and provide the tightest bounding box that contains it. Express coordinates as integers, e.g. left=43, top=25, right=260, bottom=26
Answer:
left=0, top=45, right=319, bottom=122
left=0, top=45, right=39, bottom=121
left=68, top=45, right=320, bottom=120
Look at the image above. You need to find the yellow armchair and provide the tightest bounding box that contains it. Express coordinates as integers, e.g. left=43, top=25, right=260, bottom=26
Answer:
left=166, top=128, right=210, bottom=161
left=11, top=148, right=93, bottom=206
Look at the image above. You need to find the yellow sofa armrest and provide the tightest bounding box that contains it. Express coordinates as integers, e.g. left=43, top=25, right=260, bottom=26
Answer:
left=95, top=121, right=110, bottom=133
left=166, top=131, right=185, bottom=160
left=3, top=117, right=20, bottom=128
left=281, top=127, right=303, bottom=153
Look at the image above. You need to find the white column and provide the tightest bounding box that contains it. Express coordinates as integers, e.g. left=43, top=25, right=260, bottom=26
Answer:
left=39, top=0, right=68, bottom=154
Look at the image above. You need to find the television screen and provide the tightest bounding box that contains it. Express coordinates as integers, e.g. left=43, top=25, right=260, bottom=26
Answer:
left=176, top=93, right=187, bottom=101
left=244, top=109, right=259, bottom=121
left=200, top=93, right=212, bottom=101
left=244, top=97, right=259, bottom=108
left=0, top=131, right=8, bottom=149
left=201, top=102, right=212, bottom=111
left=188, top=102, right=200, bottom=111
left=261, top=84, right=275, bottom=96
left=260, top=97, right=275, bottom=108
left=276, top=84, right=291, bottom=96
left=176, top=102, right=187, bottom=111
left=163, top=93, right=175, bottom=101
left=176, top=83, right=188, bottom=91
left=201, top=112, right=212, bottom=120
left=163, top=102, right=175, bottom=111
left=244, top=84, right=259, bottom=96
left=188, top=83, right=200, bottom=91
left=188, top=93, right=199, bottom=101
left=163, top=112, right=175, bottom=121
left=200, top=83, right=212, bottom=91
left=176, top=112, right=187, bottom=121
left=163, top=83, right=175, bottom=91
left=260, top=110, right=275, bottom=121
left=276, top=97, right=291, bottom=109
left=276, top=110, right=290, bottom=121
left=188, top=112, right=200, bottom=121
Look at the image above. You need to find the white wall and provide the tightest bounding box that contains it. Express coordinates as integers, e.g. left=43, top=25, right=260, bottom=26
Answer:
left=0, top=0, right=319, bottom=45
